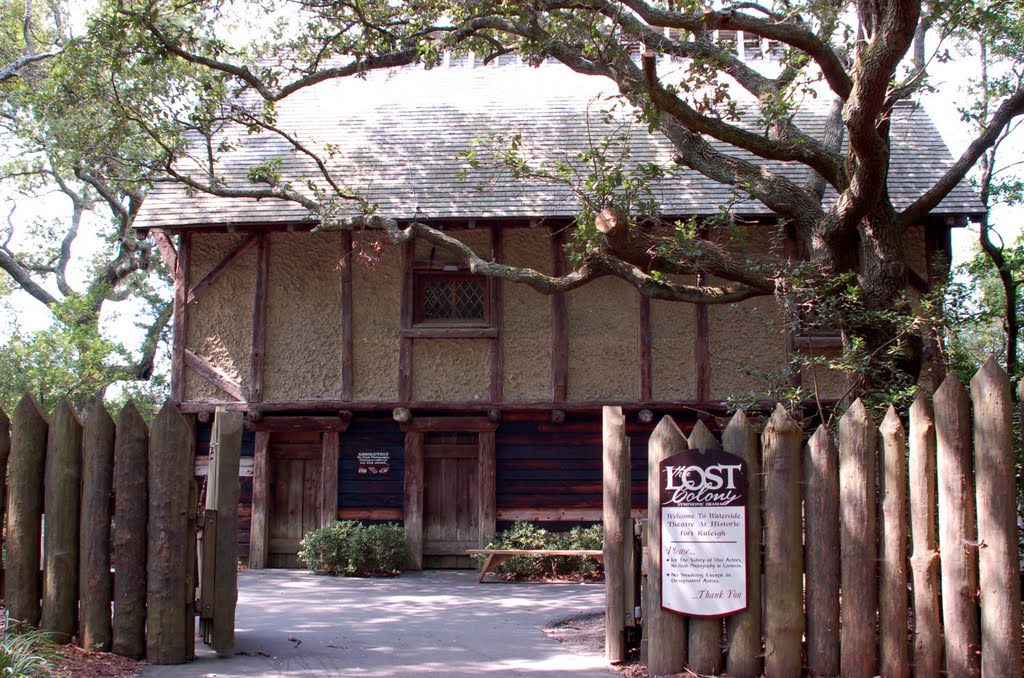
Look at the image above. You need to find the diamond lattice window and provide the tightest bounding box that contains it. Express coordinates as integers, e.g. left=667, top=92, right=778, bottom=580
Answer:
left=414, top=272, right=489, bottom=325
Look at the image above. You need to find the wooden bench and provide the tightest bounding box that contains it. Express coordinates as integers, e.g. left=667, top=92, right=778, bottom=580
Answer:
left=466, top=549, right=604, bottom=583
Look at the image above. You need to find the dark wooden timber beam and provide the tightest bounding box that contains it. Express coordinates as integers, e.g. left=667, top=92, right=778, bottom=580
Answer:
left=244, top=415, right=352, bottom=432
left=178, top=398, right=838, bottom=415
left=398, top=239, right=414, bottom=402
left=404, top=431, right=424, bottom=570
left=783, top=226, right=802, bottom=389
left=171, top=233, right=191, bottom=403
left=695, top=274, right=710, bottom=402
left=249, top=233, right=270, bottom=403
left=551, top=227, right=568, bottom=402
left=187, top=233, right=257, bottom=304
left=340, top=230, right=354, bottom=401
left=490, top=226, right=504, bottom=403
left=249, top=431, right=270, bottom=568
left=400, top=417, right=499, bottom=433
left=183, top=349, right=246, bottom=402
left=321, top=431, right=339, bottom=528
left=638, top=292, right=652, bottom=401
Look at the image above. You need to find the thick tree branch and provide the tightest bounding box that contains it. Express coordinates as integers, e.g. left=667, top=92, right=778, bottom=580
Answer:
left=0, top=247, right=60, bottom=306
left=900, top=87, right=1024, bottom=226
left=613, top=0, right=853, bottom=98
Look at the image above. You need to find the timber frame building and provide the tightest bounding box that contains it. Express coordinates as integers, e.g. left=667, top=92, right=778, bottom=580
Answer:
left=134, top=59, right=983, bottom=568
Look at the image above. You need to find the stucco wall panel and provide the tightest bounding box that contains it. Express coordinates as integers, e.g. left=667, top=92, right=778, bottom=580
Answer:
left=567, top=277, right=637, bottom=401
left=709, top=296, right=788, bottom=399
left=352, top=240, right=402, bottom=401
left=651, top=293, right=696, bottom=400
left=411, top=339, right=490, bottom=401
left=414, top=228, right=492, bottom=261
left=263, top=232, right=343, bottom=401
left=185, top=233, right=255, bottom=402
left=502, top=228, right=552, bottom=401
left=802, top=358, right=848, bottom=401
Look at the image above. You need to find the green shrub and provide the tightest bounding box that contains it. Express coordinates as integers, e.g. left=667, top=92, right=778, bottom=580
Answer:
left=476, top=521, right=604, bottom=580
left=0, top=623, right=56, bottom=677
left=298, top=521, right=409, bottom=577
left=348, top=524, right=410, bottom=576
left=553, top=524, right=605, bottom=579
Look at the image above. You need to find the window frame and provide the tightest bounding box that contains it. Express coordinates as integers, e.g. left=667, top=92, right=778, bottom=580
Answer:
left=403, top=262, right=496, bottom=338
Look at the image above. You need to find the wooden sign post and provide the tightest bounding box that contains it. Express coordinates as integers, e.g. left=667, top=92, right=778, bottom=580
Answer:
left=659, top=448, right=748, bottom=617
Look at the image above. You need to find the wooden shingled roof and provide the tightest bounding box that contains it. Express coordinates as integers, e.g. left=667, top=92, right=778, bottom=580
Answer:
left=133, top=59, right=984, bottom=231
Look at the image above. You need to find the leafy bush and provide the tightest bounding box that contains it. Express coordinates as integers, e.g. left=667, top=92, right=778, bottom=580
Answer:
left=298, top=521, right=409, bottom=577
left=552, top=524, right=604, bottom=579
left=0, top=623, right=56, bottom=677
left=476, top=521, right=604, bottom=580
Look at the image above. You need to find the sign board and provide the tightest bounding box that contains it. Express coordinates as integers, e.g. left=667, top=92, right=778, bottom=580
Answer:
left=356, top=451, right=391, bottom=476
left=659, top=447, right=748, bottom=617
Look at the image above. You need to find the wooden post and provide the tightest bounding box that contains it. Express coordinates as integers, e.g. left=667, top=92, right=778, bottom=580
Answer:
left=250, top=232, right=269, bottom=403
left=42, top=397, right=83, bottom=643
left=761, top=404, right=804, bottom=678
left=478, top=430, right=496, bottom=548
left=646, top=416, right=687, bottom=675
left=723, top=411, right=762, bottom=678
left=970, top=359, right=1022, bottom=678
left=602, top=406, right=628, bottom=663
left=879, top=407, right=909, bottom=676
left=171, top=233, right=190, bottom=403
left=404, top=430, right=424, bottom=570
left=0, top=406, right=10, bottom=596
left=804, top=425, right=839, bottom=678
left=321, top=431, right=339, bottom=527
left=694, top=301, right=710, bottom=401
left=6, top=394, right=47, bottom=627
left=908, top=394, right=941, bottom=678
left=839, top=399, right=878, bottom=678
left=934, top=374, right=980, bottom=678
left=147, top=401, right=195, bottom=665
left=112, top=402, right=149, bottom=659
left=248, top=431, right=270, bottom=569
left=686, top=420, right=723, bottom=676
left=340, top=230, right=354, bottom=401
left=204, top=409, right=242, bottom=654
left=79, top=401, right=115, bottom=652
left=550, top=227, right=568, bottom=402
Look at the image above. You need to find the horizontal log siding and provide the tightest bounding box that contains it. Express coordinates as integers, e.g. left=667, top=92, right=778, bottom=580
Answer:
left=338, top=417, right=405, bottom=518
left=495, top=417, right=672, bottom=530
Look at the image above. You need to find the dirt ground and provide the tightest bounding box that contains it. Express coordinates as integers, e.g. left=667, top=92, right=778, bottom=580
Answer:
left=543, top=612, right=648, bottom=677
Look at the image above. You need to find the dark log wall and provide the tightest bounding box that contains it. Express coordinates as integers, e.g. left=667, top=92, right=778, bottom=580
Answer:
left=493, top=415, right=696, bottom=530
left=338, top=417, right=405, bottom=520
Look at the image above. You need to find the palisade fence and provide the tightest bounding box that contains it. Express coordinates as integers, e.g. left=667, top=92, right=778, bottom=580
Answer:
left=0, top=396, right=239, bottom=665
left=606, top=358, right=1023, bottom=678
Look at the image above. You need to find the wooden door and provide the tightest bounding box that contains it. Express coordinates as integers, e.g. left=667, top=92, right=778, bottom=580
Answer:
left=267, top=431, right=322, bottom=568
left=422, top=432, right=479, bottom=568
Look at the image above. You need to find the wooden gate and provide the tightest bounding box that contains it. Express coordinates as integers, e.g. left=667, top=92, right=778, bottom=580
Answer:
left=423, top=432, right=479, bottom=568
left=267, top=431, right=322, bottom=567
